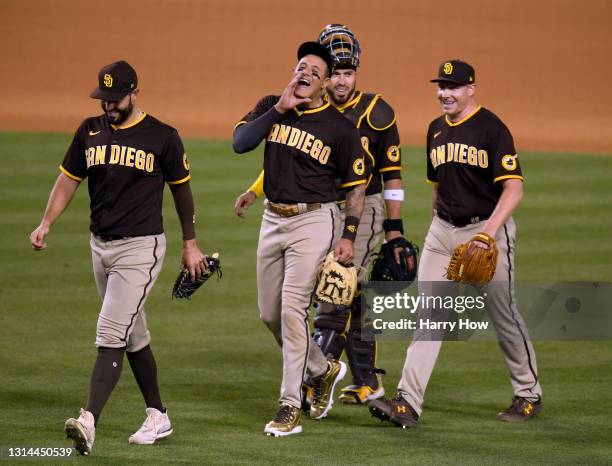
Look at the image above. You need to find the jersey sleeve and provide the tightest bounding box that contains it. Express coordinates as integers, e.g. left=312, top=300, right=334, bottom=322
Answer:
left=248, top=169, right=265, bottom=197
left=235, top=95, right=279, bottom=128
left=60, top=123, right=88, bottom=181
left=161, top=129, right=191, bottom=185
left=426, top=124, right=437, bottom=184
left=491, top=123, right=523, bottom=184
left=337, top=125, right=367, bottom=189
left=376, top=122, right=402, bottom=181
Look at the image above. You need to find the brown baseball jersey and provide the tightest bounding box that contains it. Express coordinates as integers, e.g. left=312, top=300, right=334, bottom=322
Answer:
left=335, top=92, right=402, bottom=196
left=426, top=106, right=523, bottom=218
left=60, top=113, right=191, bottom=237
left=236, top=95, right=366, bottom=203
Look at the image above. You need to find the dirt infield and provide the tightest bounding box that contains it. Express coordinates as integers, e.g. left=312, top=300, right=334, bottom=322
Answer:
left=1, top=0, right=610, bottom=153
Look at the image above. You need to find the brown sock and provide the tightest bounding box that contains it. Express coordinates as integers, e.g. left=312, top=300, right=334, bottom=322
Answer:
left=85, top=347, right=125, bottom=426
left=127, top=345, right=164, bottom=412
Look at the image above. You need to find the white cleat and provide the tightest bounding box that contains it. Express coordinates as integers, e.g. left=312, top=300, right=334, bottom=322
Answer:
left=64, top=409, right=95, bottom=456
left=129, top=408, right=173, bottom=445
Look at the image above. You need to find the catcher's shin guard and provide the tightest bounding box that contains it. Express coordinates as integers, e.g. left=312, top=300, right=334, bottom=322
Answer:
left=342, top=295, right=384, bottom=397
left=312, top=303, right=351, bottom=360
left=344, top=329, right=382, bottom=388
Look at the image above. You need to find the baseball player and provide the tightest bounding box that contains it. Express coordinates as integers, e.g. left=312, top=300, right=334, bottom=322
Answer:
left=235, top=25, right=405, bottom=405
left=30, top=60, right=207, bottom=454
left=369, top=60, right=542, bottom=428
left=232, top=41, right=366, bottom=436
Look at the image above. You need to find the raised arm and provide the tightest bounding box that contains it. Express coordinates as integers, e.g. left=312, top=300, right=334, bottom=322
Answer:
left=233, top=73, right=311, bottom=154
left=233, top=108, right=283, bottom=154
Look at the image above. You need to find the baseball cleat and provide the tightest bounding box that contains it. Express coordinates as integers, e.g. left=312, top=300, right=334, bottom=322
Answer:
left=339, top=373, right=385, bottom=404
left=301, top=382, right=314, bottom=412
left=129, top=408, right=173, bottom=444
left=497, top=396, right=542, bottom=422
left=64, top=409, right=95, bottom=455
left=369, top=392, right=419, bottom=429
left=309, top=359, right=347, bottom=420
left=264, top=403, right=302, bottom=437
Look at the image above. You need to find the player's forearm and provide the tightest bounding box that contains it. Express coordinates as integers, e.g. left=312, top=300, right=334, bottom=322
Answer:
left=342, top=184, right=365, bottom=241
left=169, top=182, right=196, bottom=240
left=345, top=184, right=365, bottom=220
left=40, top=173, right=80, bottom=228
left=382, top=179, right=404, bottom=240
left=383, top=178, right=403, bottom=219
left=232, top=108, right=283, bottom=153
left=247, top=170, right=265, bottom=197
left=482, top=179, right=523, bottom=236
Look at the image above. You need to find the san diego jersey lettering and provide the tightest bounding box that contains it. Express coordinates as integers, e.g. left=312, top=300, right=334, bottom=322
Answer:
left=61, top=113, right=191, bottom=237
left=426, top=106, right=523, bottom=218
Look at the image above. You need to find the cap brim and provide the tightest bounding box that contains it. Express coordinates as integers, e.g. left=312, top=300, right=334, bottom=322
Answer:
left=90, top=87, right=130, bottom=101
left=430, top=78, right=471, bottom=85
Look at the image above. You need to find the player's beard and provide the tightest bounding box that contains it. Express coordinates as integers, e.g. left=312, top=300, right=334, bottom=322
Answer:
left=102, top=97, right=133, bottom=125
left=328, top=83, right=355, bottom=106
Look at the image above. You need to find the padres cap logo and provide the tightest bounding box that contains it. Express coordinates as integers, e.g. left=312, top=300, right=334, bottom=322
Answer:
left=443, top=62, right=453, bottom=75
left=353, top=158, right=365, bottom=176
left=103, top=74, right=113, bottom=87
left=387, top=145, right=400, bottom=163
left=361, top=136, right=369, bottom=150
left=183, top=153, right=190, bottom=170
left=501, top=154, right=518, bottom=171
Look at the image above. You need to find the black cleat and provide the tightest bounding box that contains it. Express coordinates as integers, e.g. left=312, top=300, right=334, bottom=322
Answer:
left=369, top=392, right=419, bottom=429
left=497, top=396, right=542, bottom=422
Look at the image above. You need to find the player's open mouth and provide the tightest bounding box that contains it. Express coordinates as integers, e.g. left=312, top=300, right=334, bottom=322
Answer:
left=298, top=78, right=311, bottom=87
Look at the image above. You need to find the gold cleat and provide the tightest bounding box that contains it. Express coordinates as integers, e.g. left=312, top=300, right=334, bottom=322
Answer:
left=301, top=383, right=314, bottom=412
left=309, top=359, right=347, bottom=420
left=339, top=382, right=385, bottom=405
left=264, top=403, right=302, bottom=437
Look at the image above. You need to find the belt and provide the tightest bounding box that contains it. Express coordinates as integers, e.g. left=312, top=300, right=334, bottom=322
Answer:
left=436, top=211, right=490, bottom=227
left=95, top=233, right=130, bottom=241
left=267, top=202, right=322, bottom=217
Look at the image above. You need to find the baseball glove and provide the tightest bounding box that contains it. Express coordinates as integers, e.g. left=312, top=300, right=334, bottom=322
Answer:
left=315, top=252, right=358, bottom=307
left=446, top=232, right=498, bottom=283
left=369, top=237, right=419, bottom=284
left=172, top=253, right=222, bottom=299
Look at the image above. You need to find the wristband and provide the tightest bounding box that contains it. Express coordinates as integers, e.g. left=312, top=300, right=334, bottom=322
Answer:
left=383, top=218, right=404, bottom=234
left=342, top=216, right=360, bottom=241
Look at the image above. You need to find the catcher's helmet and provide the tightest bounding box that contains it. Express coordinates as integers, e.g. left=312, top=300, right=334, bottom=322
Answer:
left=317, top=24, right=361, bottom=69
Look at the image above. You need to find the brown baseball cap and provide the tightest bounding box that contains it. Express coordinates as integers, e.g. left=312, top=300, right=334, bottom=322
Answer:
left=90, top=60, right=138, bottom=101
left=297, top=41, right=333, bottom=76
left=430, top=60, right=475, bottom=85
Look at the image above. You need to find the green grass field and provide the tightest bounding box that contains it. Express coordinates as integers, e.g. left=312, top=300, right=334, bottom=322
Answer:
left=1, top=132, right=611, bottom=464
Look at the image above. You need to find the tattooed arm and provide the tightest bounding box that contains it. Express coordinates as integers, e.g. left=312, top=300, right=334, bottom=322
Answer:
left=334, top=183, right=365, bottom=264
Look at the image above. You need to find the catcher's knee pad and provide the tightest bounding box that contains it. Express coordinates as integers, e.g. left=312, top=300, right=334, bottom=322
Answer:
left=313, top=305, right=351, bottom=359
left=312, top=328, right=345, bottom=360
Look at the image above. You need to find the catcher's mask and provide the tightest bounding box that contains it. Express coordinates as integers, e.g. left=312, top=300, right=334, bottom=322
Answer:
left=317, top=24, right=361, bottom=69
